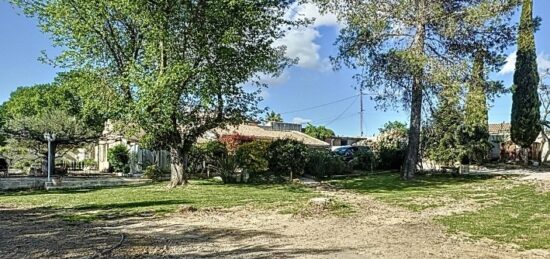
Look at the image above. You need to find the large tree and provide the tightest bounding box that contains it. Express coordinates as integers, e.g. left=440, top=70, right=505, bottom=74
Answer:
left=511, top=0, right=541, bottom=151
left=315, top=0, right=519, bottom=179
left=14, top=0, right=299, bottom=186
left=1, top=76, right=103, bottom=174
left=463, top=52, right=491, bottom=163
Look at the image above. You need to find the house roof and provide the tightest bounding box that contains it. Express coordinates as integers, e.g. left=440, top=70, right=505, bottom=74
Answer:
left=488, top=123, right=511, bottom=134
left=208, top=124, right=330, bottom=147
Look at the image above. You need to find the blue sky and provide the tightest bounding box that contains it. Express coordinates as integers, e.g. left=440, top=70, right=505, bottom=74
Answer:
left=1, top=1, right=550, bottom=137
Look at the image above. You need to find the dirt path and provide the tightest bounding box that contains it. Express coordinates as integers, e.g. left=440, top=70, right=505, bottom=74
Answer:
left=112, top=188, right=547, bottom=258
left=1, top=188, right=549, bottom=258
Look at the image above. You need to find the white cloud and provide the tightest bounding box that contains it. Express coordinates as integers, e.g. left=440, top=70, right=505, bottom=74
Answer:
left=292, top=117, right=312, bottom=124
left=275, top=3, right=341, bottom=70
left=499, top=51, right=550, bottom=75
left=257, top=71, right=290, bottom=85
left=499, top=52, right=516, bottom=75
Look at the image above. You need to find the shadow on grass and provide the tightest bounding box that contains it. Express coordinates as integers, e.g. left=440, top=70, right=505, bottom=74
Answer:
left=329, top=171, right=499, bottom=194
left=72, top=199, right=192, bottom=211
left=0, top=182, right=156, bottom=197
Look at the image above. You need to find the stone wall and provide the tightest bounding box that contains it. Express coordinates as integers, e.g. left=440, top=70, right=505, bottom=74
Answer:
left=0, top=178, right=46, bottom=191
left=0, top=177, right=151, bottom=191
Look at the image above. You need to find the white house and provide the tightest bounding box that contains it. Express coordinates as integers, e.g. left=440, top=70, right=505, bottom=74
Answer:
left=93, top=121, right=329, bottom=173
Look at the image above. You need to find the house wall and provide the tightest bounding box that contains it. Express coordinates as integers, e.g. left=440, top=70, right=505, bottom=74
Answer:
left=94, top=140, right=171, bottom=173
left=489, top=132, right=550, bottom=162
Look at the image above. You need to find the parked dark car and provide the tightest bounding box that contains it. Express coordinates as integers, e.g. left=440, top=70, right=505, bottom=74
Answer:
left=332, top=146, right=371, bottom=161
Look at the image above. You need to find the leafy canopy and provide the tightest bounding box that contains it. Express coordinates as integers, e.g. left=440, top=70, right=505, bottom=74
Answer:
left=13, top=0, right=300, bottom=185
left=304, top=123, right=335, bottom=140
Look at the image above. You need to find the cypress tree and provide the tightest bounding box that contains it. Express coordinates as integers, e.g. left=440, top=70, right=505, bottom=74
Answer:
left=463, top=51, right=490, bottom=164
left=428, top=82, right=463, bottom=166
left=511, top=0, right=541, bottom=148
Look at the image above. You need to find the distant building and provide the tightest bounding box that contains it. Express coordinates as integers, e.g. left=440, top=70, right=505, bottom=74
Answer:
left=488, top=122, right=550, bottom=162
left=93, top=121, right=329, bottom=173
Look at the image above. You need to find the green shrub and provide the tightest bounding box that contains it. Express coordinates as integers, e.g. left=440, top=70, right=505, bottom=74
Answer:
left=305, top=149, right=349, bottom=179
left=236, top=140, right=269, bottom=174
left=266, top=139, right=307, bottom=179
left=107, top=144, right=130, bottom=173
left=349, top=148, right=376, bottom=171
left=211, top=155, right=240, bottom=183
left=143, top=165, right=164, bottom=181
left=83, top=158, right=97, bottom=169
left=188, top=141, right=228, bottom=175
left=372, top=130, right=407, bottom=170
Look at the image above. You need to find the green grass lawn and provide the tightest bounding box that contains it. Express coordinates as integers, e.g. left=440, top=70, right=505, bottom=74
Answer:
left=0, top=180, right=318, bottom=221
left=330, top=172, right=550, bottom=250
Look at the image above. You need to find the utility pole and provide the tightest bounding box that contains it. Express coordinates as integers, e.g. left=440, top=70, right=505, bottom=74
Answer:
left=360, top=88, right=364, bottom=136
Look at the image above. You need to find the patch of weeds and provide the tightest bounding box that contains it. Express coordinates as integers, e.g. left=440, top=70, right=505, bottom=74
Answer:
left=291, top=198, right=356, bottom=218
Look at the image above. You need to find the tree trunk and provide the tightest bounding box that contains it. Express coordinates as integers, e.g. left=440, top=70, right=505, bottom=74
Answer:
left=403, top=76, right=423, bottom=180
left=403, top=4, right=426, bottom=180
left=523, top=147, right=529, bottom=165
left=169, top=146, right=190, bottom=187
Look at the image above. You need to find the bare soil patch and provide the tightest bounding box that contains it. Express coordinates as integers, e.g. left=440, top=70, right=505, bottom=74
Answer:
left=2, top=187, right=548, bottom=259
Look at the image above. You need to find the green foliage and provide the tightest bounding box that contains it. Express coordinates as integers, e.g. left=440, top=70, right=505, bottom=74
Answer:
left=316, top=0, right=518, bottom=178
left=13, top=0, right=301, bottom=185
left=427, top=82, right=464, bottom=165
left=187, top=141, right=228, bottom=175
left=265, top=111, right=283, bottom=122
left=304, top=123, right=335, bottom=140
left=82, top=158, right=97, bottom=169
left=0, top=105, right=6, bottom=147
left=373, top=128, right=408, bottom=170
left=143, top=165, right=164, bottom=182
left=378, top=121, right=407, bottom=135
left=305, top=149, right=349, bottom=179
left=511, top=0, right=541, bottom=148
left=349, top=148, right=376, bottom=171
left=107, top=144, right=130, bottom=174
left=1, top=76, right=104, bottom=171
left=235, top=140, right=270, bottom=174
left=462, top=52, right=491, bottom=164
left=211, top=155, right=240, bottom=184
left=266, top=139, right=308, bottom=178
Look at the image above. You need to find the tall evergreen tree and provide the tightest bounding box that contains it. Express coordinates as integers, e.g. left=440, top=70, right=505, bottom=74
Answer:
left=511, top=0, right=541, bottom=149
left=428, top=81, right=463, bottom=166
left=463, top=51, right=491, bottom=164
left=315, top=0, right=518, bottom=179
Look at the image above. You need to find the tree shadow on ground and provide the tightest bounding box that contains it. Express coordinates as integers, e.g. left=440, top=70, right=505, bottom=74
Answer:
left=0, top=206, right=344, bottom=258
left=329, top=172, right=501, bottom=194
left=0, top=183, right=154, bottom=197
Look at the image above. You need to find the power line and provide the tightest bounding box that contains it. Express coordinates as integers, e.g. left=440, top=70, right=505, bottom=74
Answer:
left=320, top=112, right=360, bottom=125
left=326, top=97, right=359, bottom=126
left=280, top=94, right=359, bottom=115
